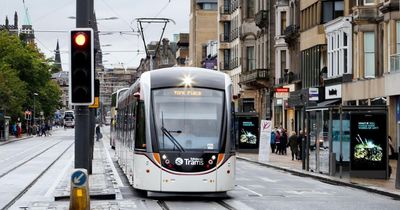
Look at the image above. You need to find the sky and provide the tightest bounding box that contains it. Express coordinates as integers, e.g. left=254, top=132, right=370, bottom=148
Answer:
left=0, top=0, right=190, bottom=70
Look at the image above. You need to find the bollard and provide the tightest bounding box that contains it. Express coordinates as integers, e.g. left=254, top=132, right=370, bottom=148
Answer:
left=69, top=168, right=90, bottom=210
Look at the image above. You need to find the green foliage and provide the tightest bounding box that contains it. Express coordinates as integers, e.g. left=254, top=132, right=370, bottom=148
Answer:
left=0, top=64, right=27, bottom=119
left=0, top=31, right=61, bottom=122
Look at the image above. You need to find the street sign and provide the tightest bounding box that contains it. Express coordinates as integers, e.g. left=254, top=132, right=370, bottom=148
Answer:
left=71, top=169, right=87, bottom=186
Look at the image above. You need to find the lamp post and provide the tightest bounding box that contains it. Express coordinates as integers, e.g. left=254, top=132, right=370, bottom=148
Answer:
left=33, top=92, right=38, bottom=126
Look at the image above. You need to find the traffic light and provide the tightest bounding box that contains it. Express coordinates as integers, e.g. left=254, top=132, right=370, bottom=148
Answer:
left=69, top=28, right=94, bottom=105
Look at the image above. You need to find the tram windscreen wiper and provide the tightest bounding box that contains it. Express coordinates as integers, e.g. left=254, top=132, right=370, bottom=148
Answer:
left=161, top=127, right=185, bottom=152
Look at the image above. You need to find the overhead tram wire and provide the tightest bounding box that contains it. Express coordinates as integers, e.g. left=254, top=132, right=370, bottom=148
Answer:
left=99, top=0, right=136, bottom=32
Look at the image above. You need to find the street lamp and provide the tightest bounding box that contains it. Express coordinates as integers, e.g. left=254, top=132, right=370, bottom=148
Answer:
left=33, top=92, right=38, bottom=126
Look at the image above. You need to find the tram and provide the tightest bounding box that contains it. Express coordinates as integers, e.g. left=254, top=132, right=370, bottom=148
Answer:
left=115, top=67, right=236, bottom=193
left=110, top=88, right=129, bottom=149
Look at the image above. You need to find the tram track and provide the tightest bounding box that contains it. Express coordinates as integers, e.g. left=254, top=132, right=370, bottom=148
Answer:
left=0, top=140, right=64, bottom=179
left=1, top=141, right=74, bottom=210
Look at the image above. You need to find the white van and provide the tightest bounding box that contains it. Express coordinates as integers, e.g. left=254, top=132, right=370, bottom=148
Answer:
left=63, top=111, right=75, bottom=128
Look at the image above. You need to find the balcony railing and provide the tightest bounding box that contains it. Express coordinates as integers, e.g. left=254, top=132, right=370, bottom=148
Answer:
left=230, top=0, right=239, bottom=13
left=219, top=33, right=230, bottom=42
left=277, top=72, right=300, bottom=85
left=230, top=28, right=239, bottom=41
left=353, top=6, right=378, bottom=21
left=283, top=25, right=300, bottom=45
left=255, top=10, right=268, bottom=28
left=219, top=61, right=231, bottom=71
left=240, top=69, right=269, bottom=85
left=229, top=57, right=240, bottom=70
left=390, top=54, right=400, bottom=73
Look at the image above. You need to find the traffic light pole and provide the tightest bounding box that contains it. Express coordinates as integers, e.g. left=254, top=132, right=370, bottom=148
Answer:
left=75, top=0, right=91, bottom=170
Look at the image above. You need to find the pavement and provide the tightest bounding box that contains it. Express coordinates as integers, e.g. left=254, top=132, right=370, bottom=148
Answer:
left=53, top=136, right=119, bottom=201
left=237, top=151, right=400, bottom=199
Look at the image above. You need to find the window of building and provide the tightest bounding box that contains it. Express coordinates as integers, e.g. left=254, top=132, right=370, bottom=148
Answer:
left=242, top=98, right=255, bottom=112
left=224, top=49, right=230, bottom=70
left=247, top=46, right=255, bottom=71
left=301, top=46, right=322, bottom=88
left=247, top=0, right=254, bottom=18
left=363, top=0, right=375, bottom=5
left=322, top=0, right=344, bottom=24
left=201, top=3, right=217, bottom=11
left=280, top=50, right=287, bottom=78
left=396, top=21, right=400, bottom=54
left=364, top=32, right=375, bottom=78
left=281, top=11, right=287, bottom=35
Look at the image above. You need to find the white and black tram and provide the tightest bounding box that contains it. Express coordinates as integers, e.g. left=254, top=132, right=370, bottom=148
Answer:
left=115, top=67, right=236, bottom=193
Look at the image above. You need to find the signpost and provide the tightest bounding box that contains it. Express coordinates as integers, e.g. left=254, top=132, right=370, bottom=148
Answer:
left=69, top=169, right=90, bottom=210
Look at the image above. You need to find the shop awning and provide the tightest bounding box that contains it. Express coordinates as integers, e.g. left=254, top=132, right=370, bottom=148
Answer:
left=317, top=99, right=341, bottom=107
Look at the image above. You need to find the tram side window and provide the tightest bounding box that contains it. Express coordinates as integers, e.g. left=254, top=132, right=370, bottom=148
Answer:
left=135, top=101, right=146, bottom=150
left=130, top=100, right=136, bottom=150
left=231, top=102, right=236, bottom=151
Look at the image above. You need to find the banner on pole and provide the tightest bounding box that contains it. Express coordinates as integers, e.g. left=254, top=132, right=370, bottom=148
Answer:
left=259, top=120, right=272, bottom=162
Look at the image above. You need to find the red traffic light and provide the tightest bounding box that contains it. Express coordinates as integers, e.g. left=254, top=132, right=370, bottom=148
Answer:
left=74, top=32, right=87, bottom=47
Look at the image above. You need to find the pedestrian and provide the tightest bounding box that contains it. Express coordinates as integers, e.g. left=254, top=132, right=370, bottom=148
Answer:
left=288, top=131, right=298, bottom=160
left=297, top=130, right=304, bottom=160
left=270, top=129, right=276, bottom=153
left=279, top=129, right=288, bottom=155
left=41, top=123, right=47, bottom=137
left=96, top=124, right=102, bottom=142
left=275, top=130, right=281, bottom=154
left=12, top=123, right=17, bottom=137
left=16, top=124, right=21, bottom=138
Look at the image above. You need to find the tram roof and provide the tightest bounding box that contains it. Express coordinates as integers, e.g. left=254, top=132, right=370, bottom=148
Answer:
left=147, top=67, right=228, bottom=90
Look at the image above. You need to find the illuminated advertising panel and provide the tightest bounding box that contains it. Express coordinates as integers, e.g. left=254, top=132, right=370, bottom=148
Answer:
left=350, top=112, right=387, bottom=178
left=238, top=116, right=259, bottom=149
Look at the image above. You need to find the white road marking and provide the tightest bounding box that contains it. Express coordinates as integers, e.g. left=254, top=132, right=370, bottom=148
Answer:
left=237, top=185, right=263, bottom=197
left=260, top=177, right=278, bottom=183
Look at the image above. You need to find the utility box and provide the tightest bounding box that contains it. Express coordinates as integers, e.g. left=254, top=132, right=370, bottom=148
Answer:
left=0, top=115, right=10, bottom=141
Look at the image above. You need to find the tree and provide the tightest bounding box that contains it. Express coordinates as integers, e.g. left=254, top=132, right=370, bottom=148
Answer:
left=0, top=31, right=61, bottom=121
left=0, top=64, right=27, bottom=119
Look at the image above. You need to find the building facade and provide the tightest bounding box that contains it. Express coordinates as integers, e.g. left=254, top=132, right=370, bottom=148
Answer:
left=175, top=33, right=190, bottom=66
left=189, top=0, right=218, bottom=67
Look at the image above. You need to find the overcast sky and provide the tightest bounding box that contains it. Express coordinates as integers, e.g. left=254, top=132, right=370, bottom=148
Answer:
left=1, top=0, right=190, bottom=70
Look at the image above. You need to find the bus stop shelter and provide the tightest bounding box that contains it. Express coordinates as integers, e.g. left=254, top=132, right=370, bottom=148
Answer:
left=305, top=105, right=389, bottom=179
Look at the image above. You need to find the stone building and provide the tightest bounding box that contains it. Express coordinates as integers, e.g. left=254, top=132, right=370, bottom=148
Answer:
left=189, top=0, right=218, bottom=67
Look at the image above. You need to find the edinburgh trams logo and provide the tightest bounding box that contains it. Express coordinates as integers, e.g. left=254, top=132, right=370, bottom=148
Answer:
left=175, top=157, right=184, bottom=166
left=175, top=157, right=204, bottom=166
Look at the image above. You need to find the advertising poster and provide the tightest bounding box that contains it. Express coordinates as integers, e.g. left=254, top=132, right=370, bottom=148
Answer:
left=259, top=120, right=272, bottom=162
left=350, top=113, right=387, bottom=176
left=238, top=116, right=259, bottom=149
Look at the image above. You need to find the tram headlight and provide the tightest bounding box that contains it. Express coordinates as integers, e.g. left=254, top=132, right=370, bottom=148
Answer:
left=162, top=154, right=167, bottom=160
left=165, top=159, right=170, bottom=164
